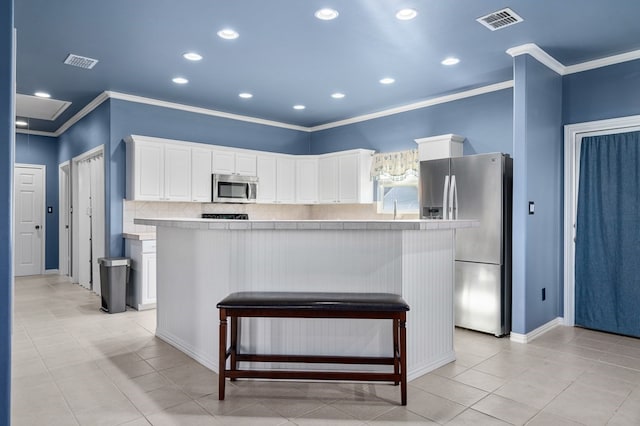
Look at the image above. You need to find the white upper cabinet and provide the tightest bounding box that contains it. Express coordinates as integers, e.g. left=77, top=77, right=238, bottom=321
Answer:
left=256, top=155, right=277, bottom=203
left=338, top=153, right=359, bottom=203
left=126, top=137, right=191, bottom=201
left=130, top=140, right=164, bottom=200
left=235, top=153, right=257, bottom=176
left=317, top=150, right=374, bottom=204
left=126, top=135, right=374, bottom=205
left=318, top=156, right=338, bottom=203
left=276, top=156, right=296, bottom=203
left=191, top=148, right=213, bottom=202
left=212, top=150, right=235, bottom=174
left=212, top=150, right=257, bottom=176
left=295, top=157, right=318, bottom=204
left=163, top=144, right=192, bottom=201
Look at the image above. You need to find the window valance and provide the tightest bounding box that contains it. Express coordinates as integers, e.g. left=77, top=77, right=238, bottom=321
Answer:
left=370, top=149, right=419, bottom=181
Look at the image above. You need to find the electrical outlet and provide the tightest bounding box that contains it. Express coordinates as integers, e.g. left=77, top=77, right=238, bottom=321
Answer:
left=542, top=288, right=546, bottom=301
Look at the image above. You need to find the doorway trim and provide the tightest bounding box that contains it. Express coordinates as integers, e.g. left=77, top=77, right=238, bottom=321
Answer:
left=14, top=163, right=46, bottom=276
left=58, top=161, right=71, bottom=277
left=563, top=114, right=640, bottom=326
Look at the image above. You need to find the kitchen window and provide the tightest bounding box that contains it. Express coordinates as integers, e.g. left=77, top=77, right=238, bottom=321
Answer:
left=377, top=177, right=419, bottom=214
left=370, top=149, right=419, bottom=215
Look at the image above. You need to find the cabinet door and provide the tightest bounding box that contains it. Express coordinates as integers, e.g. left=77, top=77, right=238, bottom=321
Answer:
left=191, top=148, right=213, bottom=202
left=135, top=142, right=164, bottom=200
left=276, top=157, right=296, bottom=203
left=212, top=151, right=235, bottom=174
left=318, top=156, right=338, bottom=203
left=236, top=153, right=257, bottom=176
left=338, top=153, right=359, bottom=203
left=256, top=155, right=277, bottom=203
left=164, top=144, right=192, bottom=201
left=142, top=253, right=157, bottom=304
left=295, top=157, right=318, bottom=204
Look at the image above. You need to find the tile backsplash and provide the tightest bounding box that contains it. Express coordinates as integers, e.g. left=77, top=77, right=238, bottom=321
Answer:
left=123, top=200, right=416, bottom=234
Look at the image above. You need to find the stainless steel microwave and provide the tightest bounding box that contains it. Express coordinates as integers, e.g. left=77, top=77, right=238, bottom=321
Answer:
left=212, top=174, right=258, bottom=203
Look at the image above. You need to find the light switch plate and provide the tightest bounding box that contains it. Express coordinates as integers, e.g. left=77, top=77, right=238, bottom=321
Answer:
left=529, top=201, right=535, bottom=215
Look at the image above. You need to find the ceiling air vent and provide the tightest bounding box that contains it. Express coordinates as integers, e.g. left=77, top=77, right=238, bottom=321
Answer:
left=477, top=8, right=523, bottom=31
left=63, top=53, right=99, bottom=69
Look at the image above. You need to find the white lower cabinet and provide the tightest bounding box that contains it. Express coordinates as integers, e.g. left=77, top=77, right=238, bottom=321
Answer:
left=125, top=239, right=157, bottom=310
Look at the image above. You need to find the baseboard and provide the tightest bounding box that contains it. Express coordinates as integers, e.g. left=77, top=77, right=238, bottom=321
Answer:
left=407, top=350, right=456, bottom=382
left=510, top=317, right=563, bottom=344
left=44, top=269, right=59, bottom=275
left=155, top=328, right=218, bottom=372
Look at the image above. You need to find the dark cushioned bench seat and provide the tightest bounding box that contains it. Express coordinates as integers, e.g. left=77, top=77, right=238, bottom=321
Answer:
left=217, top=291, right=410, bottom=405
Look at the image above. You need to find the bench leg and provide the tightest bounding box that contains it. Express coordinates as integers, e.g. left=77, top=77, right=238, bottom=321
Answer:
left=219, top=309, right=227, bottom=400
left=230, top=316, right=239, bottom=381
left=393, top=318, right=400, bottom=386
left=400, top=316, right=407, bottom=406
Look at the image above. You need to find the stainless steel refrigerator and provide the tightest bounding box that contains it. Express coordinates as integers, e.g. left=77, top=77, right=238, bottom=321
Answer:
left=420, top=153, right=512, bottom=336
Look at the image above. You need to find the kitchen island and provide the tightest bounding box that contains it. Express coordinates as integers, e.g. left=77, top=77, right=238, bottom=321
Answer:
left=134, top=218, right=477, bottom=381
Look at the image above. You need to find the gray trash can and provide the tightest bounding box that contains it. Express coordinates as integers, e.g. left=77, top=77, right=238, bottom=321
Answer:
left=98, top=257, right=130, bottom=313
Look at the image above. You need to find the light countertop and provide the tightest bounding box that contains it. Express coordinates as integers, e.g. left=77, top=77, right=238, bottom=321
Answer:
left=133, top=218, right=479, bottom=231
left=122, top=232, right=157, bottom=240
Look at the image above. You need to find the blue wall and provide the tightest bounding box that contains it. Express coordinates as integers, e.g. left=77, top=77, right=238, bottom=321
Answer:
left=1, top=0, right=14, bottom=422
left=563, top=59, right=640, bottom=125
left=512, top=55, right=563, bottom=334
left=310, top=89, right=514, bottom=156
left=16, top=134, right=59, bottom=270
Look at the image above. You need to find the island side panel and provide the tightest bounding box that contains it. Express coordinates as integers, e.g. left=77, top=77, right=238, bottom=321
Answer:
left=155, top=225, right=231, bottom=371
left=402, top=229, right=456, bottom=380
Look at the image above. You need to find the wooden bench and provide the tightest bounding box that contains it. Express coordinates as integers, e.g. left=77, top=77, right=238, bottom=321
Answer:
left=217, top=291, right=410, bottom=405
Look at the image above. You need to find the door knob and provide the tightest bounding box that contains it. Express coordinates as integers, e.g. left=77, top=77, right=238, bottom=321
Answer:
left=35, top=225, right=40, bottom=230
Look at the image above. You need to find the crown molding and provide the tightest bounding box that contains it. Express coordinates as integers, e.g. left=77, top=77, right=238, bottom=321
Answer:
left=54, top=91, right=111, bottom=137
left=15, top=128, right=57, bottom=137
left=564, top=48, right=640, bottom=75
left=507, top=43, right=640, bottom=77
left=506, top=43, right=565, bottom=75
left=107, top=91, right=310, bottom=132
left=310, top=81, right=515, bottom=132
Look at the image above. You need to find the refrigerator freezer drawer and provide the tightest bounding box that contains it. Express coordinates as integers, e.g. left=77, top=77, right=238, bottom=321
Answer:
left=455, top=261, right=510, bottom=337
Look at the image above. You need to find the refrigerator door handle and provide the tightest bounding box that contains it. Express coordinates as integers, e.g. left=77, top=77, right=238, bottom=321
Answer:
left=450, top=174, right=458, bottom=220
left=443, top=175, right=450, bottom=220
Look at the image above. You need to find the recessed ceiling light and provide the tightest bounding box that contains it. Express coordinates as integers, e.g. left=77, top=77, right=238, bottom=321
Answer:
left=183, top=52, right=203, bottom=61
left=217, top=29, right=239, bottom=40
left=379, top=77, right=395, bottom=85
left=396, top=8, right=417, bottom=20
left=15, top=120, right=28, bottom=127
left=239, top=92, right=253, bottom=99
left=34, top=91, right=51, bottom=98
left=293, top=105, right=306, bottom=110
left=172, top=77, right=189, bottom=84
left=441, top=57, right=460, bottom=66
left=331, top=92, right=345, bottom=99
left=315, top=8, right=339, bottom=20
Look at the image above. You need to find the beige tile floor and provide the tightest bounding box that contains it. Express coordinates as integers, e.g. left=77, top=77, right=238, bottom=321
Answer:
left=11, top=274, right=640, bottom=425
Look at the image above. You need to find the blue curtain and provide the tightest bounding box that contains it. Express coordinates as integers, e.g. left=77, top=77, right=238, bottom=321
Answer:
left=575, top=131, right=640, bottom=337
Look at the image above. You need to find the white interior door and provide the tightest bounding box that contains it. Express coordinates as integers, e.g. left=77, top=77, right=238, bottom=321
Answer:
left=14, top=165, right=45, bottom=276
